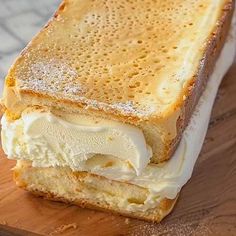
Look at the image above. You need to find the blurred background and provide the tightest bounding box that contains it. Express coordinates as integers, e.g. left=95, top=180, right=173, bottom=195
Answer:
left=0, top=0, right=61, bottom=92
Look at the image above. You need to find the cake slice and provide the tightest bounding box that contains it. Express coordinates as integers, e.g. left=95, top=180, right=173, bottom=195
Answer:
left=2, top=0, right=234, bottom=163
left=1, top=0, right=235, bottom=222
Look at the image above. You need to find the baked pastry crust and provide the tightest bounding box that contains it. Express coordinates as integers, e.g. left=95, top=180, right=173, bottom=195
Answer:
left=14, top=160, right=177, bottom=222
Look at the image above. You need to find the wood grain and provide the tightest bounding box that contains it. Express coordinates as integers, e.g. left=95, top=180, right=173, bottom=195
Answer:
left=0, top=62, right=236, bottom=235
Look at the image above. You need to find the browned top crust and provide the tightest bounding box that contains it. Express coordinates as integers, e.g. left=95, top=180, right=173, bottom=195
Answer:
left=2, top=0, right=235, bottom=123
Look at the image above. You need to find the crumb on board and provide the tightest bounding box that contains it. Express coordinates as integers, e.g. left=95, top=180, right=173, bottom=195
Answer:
left=129, top=220, right=213, bottom=236
left=49, top=223, right=77, bottom=235
left=0, top=220, right=8, bottom=225
left=125, top=218, right=130, bottom=224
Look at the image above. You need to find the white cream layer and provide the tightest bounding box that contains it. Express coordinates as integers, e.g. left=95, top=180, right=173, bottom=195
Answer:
left=1, top=111, right=152, bottom=176
left=1, top=22, right=235, bottom=212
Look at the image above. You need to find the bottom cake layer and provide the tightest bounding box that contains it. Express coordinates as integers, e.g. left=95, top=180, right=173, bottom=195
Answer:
left=13, top=160, right=177, bottom=222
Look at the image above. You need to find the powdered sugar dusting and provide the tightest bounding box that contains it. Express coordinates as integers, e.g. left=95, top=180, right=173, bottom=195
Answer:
left=110, top=101, right=156, bottom=117
left=19, top=61, right=154, bottom=117
left=110, top=101, right=139, bottom=114
left=20, top=59, right=83, bottom=95
left=82, top=99, right=154, bottom=117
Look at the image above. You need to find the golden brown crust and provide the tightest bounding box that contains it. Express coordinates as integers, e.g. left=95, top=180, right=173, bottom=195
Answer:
left=4, top=0, right=233, bottom=120
left=14, top=160, right=177, bottom=223
left=176, top=0, right=234, bottom=137
left=28, top=190, right=177, bottom=223
left=161, top=0, right=235, bottom=160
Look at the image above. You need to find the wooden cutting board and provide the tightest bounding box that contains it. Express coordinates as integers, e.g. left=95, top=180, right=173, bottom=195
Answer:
left=0, top=62, right=236, bottom=236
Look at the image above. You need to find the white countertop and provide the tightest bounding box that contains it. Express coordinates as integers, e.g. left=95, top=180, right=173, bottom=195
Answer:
left=0, top=0, right=61, bottom=93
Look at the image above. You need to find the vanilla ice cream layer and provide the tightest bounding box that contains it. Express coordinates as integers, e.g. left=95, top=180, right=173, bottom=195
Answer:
left=1, top=110, right=152, bottom=176
left=1, top=22, right=235, bottom=212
